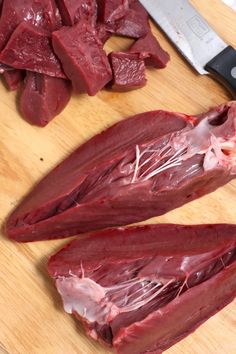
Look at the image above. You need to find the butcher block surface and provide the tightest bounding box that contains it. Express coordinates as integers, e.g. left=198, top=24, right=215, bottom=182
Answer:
left=0, top=1, right=235, bottom=353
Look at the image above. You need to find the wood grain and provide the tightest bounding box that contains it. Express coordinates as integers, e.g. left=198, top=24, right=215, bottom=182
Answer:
left=0, top=1, right=235, bottom=353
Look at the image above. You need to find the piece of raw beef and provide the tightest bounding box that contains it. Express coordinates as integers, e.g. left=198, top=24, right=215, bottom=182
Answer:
left=20, top=72, right=71, bottom=126
left=56, top=0, right=97, bottom=26
left=0, top=22, right=66, bottom=78
left=6, top=101, right=236, bottom=241
left=108, top=52, right=146, bottom=91
left=0, top=0, right=61, bottom=50
left=129, top=31, right=170, bottom=68
left=52, top=21, right=112, bottom=95
left=48, top=223, right=236, bottom=354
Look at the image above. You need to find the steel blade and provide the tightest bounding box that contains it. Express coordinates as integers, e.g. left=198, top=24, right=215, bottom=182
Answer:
left=139, top=0, right=227, bottom=74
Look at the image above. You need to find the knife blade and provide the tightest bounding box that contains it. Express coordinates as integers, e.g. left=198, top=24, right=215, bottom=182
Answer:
left=139, top=0, right=236, bottom=96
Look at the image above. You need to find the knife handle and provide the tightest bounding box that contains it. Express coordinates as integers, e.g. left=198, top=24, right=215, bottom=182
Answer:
left=205, top=46, right=236, bottom=98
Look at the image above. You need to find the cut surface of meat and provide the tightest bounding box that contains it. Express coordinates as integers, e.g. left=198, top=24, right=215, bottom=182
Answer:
left=108, top=1, right=150, bottom=39
left=0, top=22, right=65, bottom=78
left=20, top=72, right=71, bottom=127
left=6, top=101, right=236, bottom=242
left=95, top=23, right=112, bottom=44
left=48, top=224, right=236, bottom=354
left=56, top=0, right=97, bottom=26
left=109, top=52, right=146, bottom=91
left=52, top=21, right=112, bottom=95
left=0, top=0, right=171, bottom=127
left=0, top=0, right=61, bottom=51
left=97, top=0, right=130, bottom=24
left=129, top=31, right=170, bottom=68
left=3, top=69, right=25, bottom=91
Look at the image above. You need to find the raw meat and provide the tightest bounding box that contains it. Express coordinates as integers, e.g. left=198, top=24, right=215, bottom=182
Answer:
left=3, top=69, right=25, bottom=91
left=56, top=0, right=97, bottom=26
left=48, top=224, right=236, bottom=354
left=52, top=21, right=112, bottom=95
left=97, top=0, right=130, bottom=24
left=0, top=22, right=66, bottom=78
left=0, top=0, right=61, bottom=51
left=108, top=1, right=150, bottom=39
left=20, top=72, right=71, bottom=127
left=0, top=0, right=171, bottom=127
left=96, top=23, right=112, bottom=44
left=96, top=0, right=150, bottom=39
left=6, top=101, right=236, bottom=242
left=129, top=31, right=170, bottom=68
left=108, top=52, right=146, bottom=91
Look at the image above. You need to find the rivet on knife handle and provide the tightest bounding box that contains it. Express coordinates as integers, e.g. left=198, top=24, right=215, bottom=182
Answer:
left=205, top=46, right=236, bottom=98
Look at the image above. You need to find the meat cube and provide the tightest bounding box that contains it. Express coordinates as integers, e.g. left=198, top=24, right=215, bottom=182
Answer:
left=48, top=224, right=236, bottom=353
left=97, top=0, right=129, bottom=23
left=0, top=0, right=61, bottom=50
left=20, top=72, right=71, bottom=127
left=129, top=31, right=170, bottom=68
left=52, top=21, right=112, bottom=95
left=109, top=52, right=146, bottom=91
left=0, top=22, right=65, bottom=79
left=96, top=23, right=112, bottom=44
left=6, top=102, right=236, bottom=242
left=3, top=69, right=25, bottom=91
left=109, top=0, right=150, bottom=39
left=56, top=0, right=97, bottom=26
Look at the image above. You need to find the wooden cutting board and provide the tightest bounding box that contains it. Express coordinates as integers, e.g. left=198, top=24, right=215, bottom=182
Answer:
left=0, top=1, right=235, bottom=353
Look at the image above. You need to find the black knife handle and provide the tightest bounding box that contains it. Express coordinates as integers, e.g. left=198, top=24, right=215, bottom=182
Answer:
left=205, top=46, right=236, bottom=98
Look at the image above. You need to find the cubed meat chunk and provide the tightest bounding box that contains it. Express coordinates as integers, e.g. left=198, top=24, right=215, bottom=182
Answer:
left=20, top=72, right=71, bottom=127
left=109, top=1, right=150, bottom=39
left=109, top=51, right=146, bottom=91
left=129, top=31, right=170, bottom=68
left=0, top=0, right=61, bottom=50
left=52, top=21, right=112, bottom=95
left=96, top=23, right=112, bottom=44
left=56, top=0, right=97, bottom=26
left=0, top=22, right=65, bottom=78
left=97, top=0, right=129, bottom=23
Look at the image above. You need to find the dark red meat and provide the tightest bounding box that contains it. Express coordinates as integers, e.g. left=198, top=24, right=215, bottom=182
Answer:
left=52, top=21, right=112, bottom=95
left=20, top=72, right=71, bottom=127
left=0, top=0, right=171, bottom=127
left=97, top=0, right=130, bottom=23
left=129, top=31, right=170, bottom=68
left=109, top=52, right=146, bottom=91
left=3, top=69, right=25, bottom=91
left=0, top=0, right=61, bottom=51
left=0, top=22, right=65, bottom=79
left=96, top=23, right=112, bottom=44
left=108, top=1, right=150, bottom=39
left=6, top=102, right=236, bottom=242
left=56, top=0, right=97, bottom=26
left=48, top=224, right=236, bottom=354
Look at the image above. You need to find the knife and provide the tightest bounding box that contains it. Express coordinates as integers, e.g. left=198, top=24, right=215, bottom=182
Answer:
left=139, top=0, right=236, bottom=97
